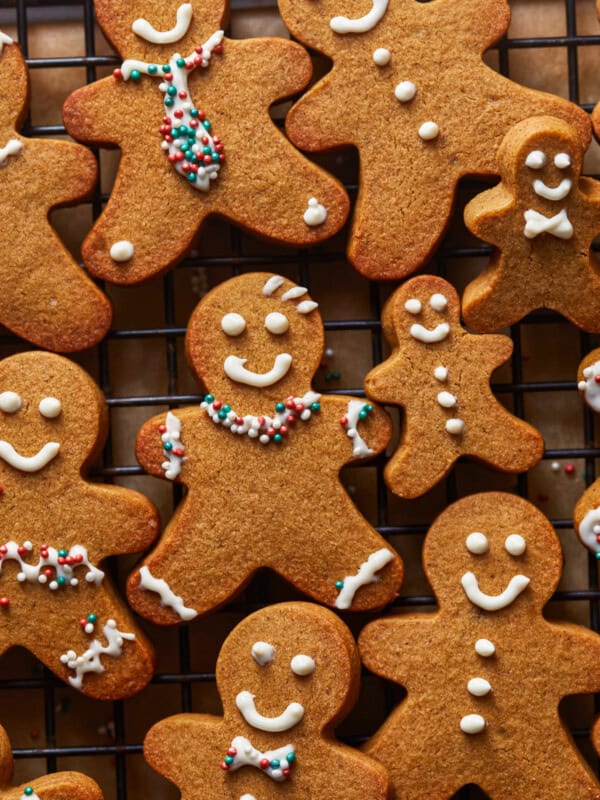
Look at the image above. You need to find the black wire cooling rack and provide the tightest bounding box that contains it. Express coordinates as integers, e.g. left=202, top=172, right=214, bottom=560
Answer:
left=1, top=1, right=600, bottom=799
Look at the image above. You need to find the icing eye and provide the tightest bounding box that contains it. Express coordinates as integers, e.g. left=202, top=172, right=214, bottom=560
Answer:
left=0, top=392, right=21, bottom=414
left=505, top=534, right=526, bottom=556
left=465, top=532, right=489, bottom=555
left=554, top=152, right=571, bottom=170
left=430, top=293, right=448, bottom=312
left=291, top=654, right=315, bottom=676
left=265, top=312, right=289, bottom=335
left=39, top=397, right=62, bottom=419
left=525, top=150, right=547, bottom=169
left=404, top=298, right=422, bottom=314
left=221, top=313, right=246, bottom=337
left=251, top=641, right=275, bottom=666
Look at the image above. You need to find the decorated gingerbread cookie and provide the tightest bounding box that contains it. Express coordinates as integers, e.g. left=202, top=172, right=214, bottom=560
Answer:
left=0, top=351, right=158, bottom=698
left=572, top=349, right=600, bottom=558
left=359, top=492, right=600, bottom=799
left=144, top=602, right=389, bottom=800
left=128, top=272, right=402, bottom=621
left=0, top=724, right=103, bottom=800
left=276, top=0, right=590, bottom=281
left=463, top=116, right=600, bottom=332
left=364, top=276, right=543, bottom=498
left=0, top=34, right=111, bottom=352
left=62, top=1, right=349, bottom=286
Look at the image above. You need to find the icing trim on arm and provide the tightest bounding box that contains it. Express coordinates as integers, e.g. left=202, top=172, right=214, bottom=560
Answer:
left=139, top=566, right=197, bottom=620
left=0, top=32, right=13, bottom=56
left=335, top=548, right=394, bottom=609
left=235, top=691, right=304, bottom=732
left=330, top=0, right=389, bottom=34
left=0, top=139, right=22, bottom=167
left=579, top=362, right=600, bottom=412
left=0, top=441, right=59, bottom=472
left=132, top=3, right=193, bottom=45
left=340, top=401, right=375, bottom=458
left=577, top=505, right=600, bottom=555
left=160, top=411, right=186, bottom=480
left=60, top=619, right=135, bottom=689
left=461, top=571, right=530, bottom=611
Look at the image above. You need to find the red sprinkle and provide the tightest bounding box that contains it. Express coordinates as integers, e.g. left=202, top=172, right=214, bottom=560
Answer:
left=214, top=44, right=223, bottom=54
left=213, top=401, right=223, bottom=411
left=0, top=598, right=9, bottom=608
left=286, top=415, right=296, bottom=425
left=112, top=68, right=123, bottom=80
left=565, top=463, right=576, bottom=475
left=195, top=46, right=204, bottom=54
left=219, top=763, right=230, bottom=771
left=282, top=769, right=290, bottom=777
left=226, top=747, right=237, bottom=757
left=260, top=758, right=270, bottom=769
left=174, top=109, right=184, bottom=119
left=595, top=375, right=600, bottom=383
left=79, top=618, right=87, bottom=627
left=340, top=416, right=348, bottom=426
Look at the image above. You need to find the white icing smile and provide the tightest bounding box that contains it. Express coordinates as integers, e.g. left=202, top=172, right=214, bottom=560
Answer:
left=224, top=354, right=292, bottom=387
left=0, top=440, right=60, bottom=473
left=533, top=178, right=572, bottom=201
left=461, top=571, right=530, bottom=611
left=330, top=0, right=388, bottom=34
left=410, top=322, right=450, bottom=344
left=236, top=690, right=304, bottom=732
left=132, top=3, right=193, bottom=44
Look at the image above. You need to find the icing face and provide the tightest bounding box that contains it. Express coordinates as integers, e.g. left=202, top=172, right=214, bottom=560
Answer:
left=461, top=531, right=530, bottom=611
left=236, top=690, right=304, bottom=732
left=132, top=3, right=193, bottom=45
left=0, top=389, right=63, bottom=473
left=518, top=134, right=580, bottom=220
left=330, top=0, right=389, bottom=34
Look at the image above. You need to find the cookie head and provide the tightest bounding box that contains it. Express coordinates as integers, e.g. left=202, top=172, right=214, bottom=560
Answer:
left=498, top=116, right=581, bottom=202
left=94, top=0, right=226, bottom=61
left=186, top=273, right=323, bottom=410
left=382, top=275, right=459, bottom=349
left=0, top=353, right=105, bottom=477
left=424, top=493, right=562, bottom=612
left=216, top=603, right=359, bottom=733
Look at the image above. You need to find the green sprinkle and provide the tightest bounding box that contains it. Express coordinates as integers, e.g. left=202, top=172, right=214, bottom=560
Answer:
left=270, top=759, right=280, bottom=769
left=148, top=65, right=158, bottom=74
left=224, top=755, right=233, bottom=765
left=87, top=614, right=97, bottom=623
left=167, top=85, right=177, bottom=97
left=24, top=788, right=33, bottom=796
left=130, top=69, right=141, bottom=81
left=335, top=580, right=344, bottom=589
left=164, top=98, right=174, bottom=107
left=273, top=433, right=283, bottom=443
left=176, top=57, right=186, bottom=68
left=58, top=549, right=68, bottom=557
left=57, top=576, right=66, bottom=586
left=204, top=395, right=214, bottom=403
left=164, top=441, right=174, bottom=451
left=275, top=402, right=285, bottom=412
left=311, top=402, right=320, bottom=412
left=162, top=65, right=171, bottom=73
left=287, top=752, right=296, bottom=763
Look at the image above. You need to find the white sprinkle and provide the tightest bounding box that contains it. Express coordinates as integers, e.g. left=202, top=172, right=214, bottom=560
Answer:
left=418, top=121, right=440, bottom=141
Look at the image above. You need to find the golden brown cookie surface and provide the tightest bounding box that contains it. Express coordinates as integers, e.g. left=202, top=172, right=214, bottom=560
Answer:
left=0, top=352, right=158, bottom=699
left=277, top=0, right=590, bottom=281
left=0, top=37, right=111, bottom=351
left=364, top=275, right=543, bottom=498
left=128, top=272, right=402, bottom=621
left=62, top=1, right=349, bottom=286
left=144, top=602, right=389, bottom=800
left=464, top=116, right=600, bottom=332
left=360, top=492, right=600, bottom=800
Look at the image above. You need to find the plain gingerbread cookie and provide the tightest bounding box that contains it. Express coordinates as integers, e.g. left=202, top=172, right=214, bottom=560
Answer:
left=0, top=351, right=158, bottom=698
left=0, top=724, right=103, bottom=800
left=364, top=275, right=543, bottom=498
left=144, top=602, right=390, bottom=800
left=0, top=34, right=111, bottom=351
left=360, top=492, right=600, bottom=800
left=277, top=0, right=590, bottom=280
left=62, top=0, right=349, bottom=285
left=463, top=116, right=600, bottom=332
left=128, top=272, right=402, bottom=621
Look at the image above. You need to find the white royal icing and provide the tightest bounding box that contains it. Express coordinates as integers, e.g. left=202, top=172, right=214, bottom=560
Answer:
left=0, top=540, right=103, bottom=590
left=410, top=322, right=450, bottom=344
left=461, top=571, right=530, bottom=611
left=460, top=714, right=486, bottom=734
left=0, top=441, right=59, bottom=473
left=578, top=362, right=600, bottom=412
left=60, top=619, right=135, bottom=689
left=303, top=198, right=328, bottom=227
left=281, top=287, right=307, bottom=301
left=226, top=736, right=295, bottom=782
left=139, top=566, right=197, bottom=620
left=373, top=48, right=391, bottom=66
left=467, top=677, right=492, bottom=696
left=0, top=31, right=13, bottom=56
left=0, top=139, right=22, bottom=167
left=161, top=411, right=186, bottom=480
left=524, top=208, right=573, bottom=240
left=418, top=121, right=439, bottom=141
left=109, top=240, right=135, bottom=262
left=330, top=0, right=388, bottom=34
left=405, top=298, right=422, bottom=314
left=224, top=354, right=292, bottom=388
left=19, top=792, right=40, bottom=800
left=0, top=391, right=21, bottom=413
left=434, top=366, right=448, bottom=382
left=395, top=81, right=416, bottom=102
left=445, top=419, right=465, bottom=435
left=475, top=638, right=495, bottom=657
left=525, top=150, right=547, bottom=170
left=437, top=391, right=457, bottom=409
left=555, top=152, right=571, bottom=169
left=262, top=276, right=285, bottom=296
left=430, top=293, right=448, bottom=311
left=236, top=691, right=304, bottom=732
left=252, top=641, right=275, bottom=666
left=39, top=397, right=61, bottom=419
left=291, top=654, right=315, bottom=676
left=577, top=506, right=600, bottom=554
left=265, top=312, right=289, bottom=335
left=221, top=313, right=247, bottom=337
left=296, top=300, right=319, bottom=315
left=505, top=534, right=526, bottom=556
left=335, top=548, right=394, bottom=609
left=465, top=532, right=489, bottom=555
left=240, top=796, right=257, bottom=800
left=132, top=3, right=193, bottom=45
left=343, top=399, right=375, bottom=459
left=533, top=178, right=572, bottom=201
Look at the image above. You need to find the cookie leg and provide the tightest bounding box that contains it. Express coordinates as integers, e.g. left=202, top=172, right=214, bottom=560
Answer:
left=384, top=433, right=457, bottom=499
left=553, top=267, right=600, bottom=334
left=462, top=267, right=534, bottom=333
left=493, top=749, right=600, bottom=800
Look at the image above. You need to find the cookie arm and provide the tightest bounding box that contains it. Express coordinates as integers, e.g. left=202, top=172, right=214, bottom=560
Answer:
left=551, top=623, right=600, bottom=694
left=359, top=615, right=436, bottom=687
left=144, top=714, right=218, bottom=788
left=82, top=483, right=160, bottom=557
left=239, top=38, right=314, bottom=102
left=323, top=395, right=392, bottom=465
left=21, top=773, right=104, bottom=800
left=63, top=77, right=127, bottom=146
left=464, top=184, right=514, bottom=245
left=29, top=138, right=97, bottom=207
left=136, top=410, right=185, bottom=481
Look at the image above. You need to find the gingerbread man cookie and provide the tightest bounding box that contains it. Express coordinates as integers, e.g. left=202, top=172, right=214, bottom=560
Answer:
left=463, top=116, right=600, bottom=332
left=0, top=34, right=111, bottom=352
left=0, top=351, right=158, bottom=698
left=360, top=492, right=600, bottom=800
left=0, top=724, right=103, bottom=800
left=62, top=1, right=349, bottom=286
left=144, top=602, right=389, bottom=800
left=128, top=272, right=402, bottom=621
left=276, top=0, right=590, bottom=281
left=364, top=276, right=543, bottom=498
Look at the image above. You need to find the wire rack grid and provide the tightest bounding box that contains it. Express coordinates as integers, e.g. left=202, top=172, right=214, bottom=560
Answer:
left=0, top=1, right=599, bottom=799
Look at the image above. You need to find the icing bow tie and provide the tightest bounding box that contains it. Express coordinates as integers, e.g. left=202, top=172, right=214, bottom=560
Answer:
left=221, top=735, right=296, bottom=782
left=523, top=208, right=573, bottom=240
